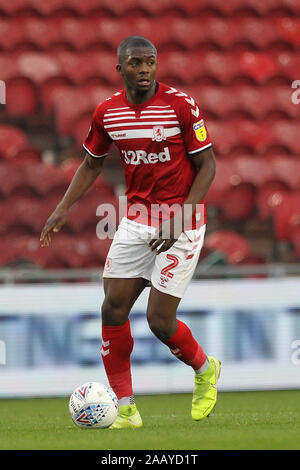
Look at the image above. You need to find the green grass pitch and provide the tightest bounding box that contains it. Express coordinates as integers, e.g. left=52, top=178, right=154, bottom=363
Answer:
left=1, top=390, right=300, bottom=450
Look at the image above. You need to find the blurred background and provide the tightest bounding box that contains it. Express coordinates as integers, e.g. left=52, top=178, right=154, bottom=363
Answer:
left=0, top=0, right=300, bottom=397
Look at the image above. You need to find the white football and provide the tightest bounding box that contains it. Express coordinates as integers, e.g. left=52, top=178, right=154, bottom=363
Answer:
left=69, top=382, right=118, bottom=428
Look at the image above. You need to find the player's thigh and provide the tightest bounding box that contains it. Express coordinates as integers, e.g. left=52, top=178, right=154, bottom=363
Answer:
left=151, top=225, right=206, bottom=299
left=102, top=277, right=148, bottom=326
left=103, top=218, right=155, bottom=280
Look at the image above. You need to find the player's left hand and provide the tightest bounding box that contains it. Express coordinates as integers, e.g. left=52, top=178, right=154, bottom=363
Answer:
left=148, top=215, right=183, bottom=255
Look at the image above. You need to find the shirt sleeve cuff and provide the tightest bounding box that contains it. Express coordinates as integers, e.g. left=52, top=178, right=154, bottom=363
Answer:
left=83, top=144, right=108, bottom=159
left=188, top=143, right=212, bottom=155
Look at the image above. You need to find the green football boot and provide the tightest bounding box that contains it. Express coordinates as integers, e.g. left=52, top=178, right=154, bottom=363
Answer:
left=191, top=356, right=221, bottom=421
left=109, top=404, right=143, bottom=429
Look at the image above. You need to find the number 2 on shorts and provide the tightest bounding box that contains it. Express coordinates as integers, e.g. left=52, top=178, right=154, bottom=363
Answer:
left=160, top=254, right=179, bottom=279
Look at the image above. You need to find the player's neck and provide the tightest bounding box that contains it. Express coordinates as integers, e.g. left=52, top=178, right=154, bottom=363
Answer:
left=125, top=81, right=157, bottom=105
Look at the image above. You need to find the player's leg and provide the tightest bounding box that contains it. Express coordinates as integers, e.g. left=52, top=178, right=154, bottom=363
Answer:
left=146, top=286, right=209, bottom=372
left=148, top=225, right=221, bottom=420
left=101, top=277, right=148, bottom=429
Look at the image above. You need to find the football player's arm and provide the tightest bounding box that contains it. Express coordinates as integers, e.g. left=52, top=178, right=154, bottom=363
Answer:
left=40, top=153, right=105, bottom=247
left=183, top=146, right=216, bottom=210
left=148, top=147, right=216, bottom=254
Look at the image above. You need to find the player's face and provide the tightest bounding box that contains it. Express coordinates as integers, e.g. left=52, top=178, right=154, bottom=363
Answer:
left=117, top=47, right=157, bottom=93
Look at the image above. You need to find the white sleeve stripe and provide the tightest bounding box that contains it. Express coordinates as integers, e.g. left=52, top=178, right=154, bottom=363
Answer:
left=83, top=144, right=107, bottom=159
left=188, top=143, right=212, bottom=155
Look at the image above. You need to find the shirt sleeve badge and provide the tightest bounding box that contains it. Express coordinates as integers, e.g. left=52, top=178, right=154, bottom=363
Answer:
left=193, top=119, right=207, bottom=142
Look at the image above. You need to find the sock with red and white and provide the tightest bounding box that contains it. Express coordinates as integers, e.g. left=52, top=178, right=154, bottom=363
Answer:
left=164, top=319, right=209, bottom=373
left=101, top=320, right=135, bottom=405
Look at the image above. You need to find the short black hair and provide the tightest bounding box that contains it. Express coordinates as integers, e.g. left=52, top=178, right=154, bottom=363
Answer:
left=117, top=36, right=157, bottom=62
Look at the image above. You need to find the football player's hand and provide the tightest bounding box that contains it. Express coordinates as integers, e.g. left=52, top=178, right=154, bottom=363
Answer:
left=148, top=215, right=183, bottom=255
left=40, top=205, right=68, bottom=247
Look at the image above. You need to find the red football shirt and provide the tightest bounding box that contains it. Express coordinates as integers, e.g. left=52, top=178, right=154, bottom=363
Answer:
left=83, top=82, right=212, bottom=229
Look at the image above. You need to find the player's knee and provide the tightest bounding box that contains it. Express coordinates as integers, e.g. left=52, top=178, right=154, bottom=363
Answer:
left=147, top=314, right=174, bottom=342
left=101, top=297, right=129, bottom=326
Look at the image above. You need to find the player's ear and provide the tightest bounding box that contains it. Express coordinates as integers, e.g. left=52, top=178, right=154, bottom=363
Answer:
left=116, top=64, right=123, bottom=77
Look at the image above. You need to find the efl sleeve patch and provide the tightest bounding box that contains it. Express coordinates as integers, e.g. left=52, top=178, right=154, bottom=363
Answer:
left=193, top=120, right=207, bottom=142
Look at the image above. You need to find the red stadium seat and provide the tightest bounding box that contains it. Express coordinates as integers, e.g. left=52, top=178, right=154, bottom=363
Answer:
left=198, top=85, right=239, bottom=118
left=88, top=51, right=122, bottom=86
left=256, top=181, right=289, bottom=221
left=14, top=198, right=47, bottom=234
left=0, top=201, right=20, bottom=235
left=273, top=192, right=300, bottom=241
left=48, top=51, right=95, bottom=85
left=65, top=199, right=97, bottom=233
left=199, top=51, right=242, bottom=84
left=87, top=18, right=131, bottom=50
left=52, top=88, right=92, bottom=135
left=0, top=165, right=22, bottom=197
left=209, top=0, right=245, bottom=15
left=272, top=156, right=300, bottom=190
left=61, top=158, right=82, bottom=183
left=0, top=125, right=29, bottom=161
left=64, top=0, right=110, bottom=16
left=0, top=19, right=24, bottom=52
left=236, top=18, right=279, bottom=50
left=266, top=84, right=300, bottom=119
left=234, top=85, right=274, bottom=119
left=205, top=158, right=238, bottom=206
left=0, top=237, right=19, bottom=266
left=98, top=0, right=141, bottom=16
left=39, top=78, right=73, bottom=114
left=10, top=148, right=41, bottom=167
left=73, top=112, right=93, bottom=147
left=55, top=17, right=98, bottom=51
left=82, top=84, right=115, bottom=109
left=275, top=52, right=300, bottom=80
left=16, top=52, right=61, bottom=85
left=25, top=0, right=69, bottom=16
left=158, top=52, right=202, bottom=85
left=24, top=163, right=68, bottom=197
left=121, top=18, right=170, bottom=51
left=237, top=120, right=275, bottom=153
left=205, top=230, right=252, bottom=264
left=13, top=235, right=56, bottom=268
left=284, top=0, right=300, bottom=14
left=168, top=18, right=208, bottom=50
left=5, top=78, right=38, bottom=116
left=53, top=235, right=98, bottom=268
left=234, top=155, right=273, bottom=188
left=202, top=18, right=241, bottom=49
left=219, top=183, right=256, bottom=221
left=277, top=18, right=300, bottom=47
left=89, top=235, right=113, bottom=266
left=22, top=18, right=62, bottom=51
left=0, top=55, right=19, bottom=82
left=271, top=121, right=300, bottom=154
left=239, top=52, right=277, bottom=83
left=207, top=121, right=243, bottom=155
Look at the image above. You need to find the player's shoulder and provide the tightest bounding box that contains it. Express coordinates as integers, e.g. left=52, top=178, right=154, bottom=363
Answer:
left=159, top=82, right=201, bottom=116
left=93, top=89, right=124, bottom=119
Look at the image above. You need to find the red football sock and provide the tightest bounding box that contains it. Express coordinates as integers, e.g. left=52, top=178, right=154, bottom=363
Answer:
left=101, top=320, right=134, bottom=400
left=164, top=319, right=207, bottom=370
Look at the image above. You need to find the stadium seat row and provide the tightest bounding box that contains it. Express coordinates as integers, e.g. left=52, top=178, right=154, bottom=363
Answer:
left=0, top=156, right=299, bottom=233
left=0, top=0, right=299, bottom=17
left=0, top=233, right=112, bottom=269
left=1, top=51, right=298, bottom=87
left=3, top=80, right=299, bottom=121
left=1, top=117, right=300, bottom=162
left=0, top=17, right=299, bottom=51
left=1, top=155, right=299, bottom=196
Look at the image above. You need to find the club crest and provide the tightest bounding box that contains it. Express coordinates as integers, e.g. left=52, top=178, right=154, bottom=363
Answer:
left=152, top=126, right=165, bottom=142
